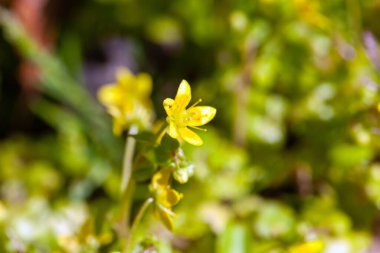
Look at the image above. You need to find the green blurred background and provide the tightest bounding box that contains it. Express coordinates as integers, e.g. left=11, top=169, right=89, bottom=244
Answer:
left=1, top=0, right=380, bottom=252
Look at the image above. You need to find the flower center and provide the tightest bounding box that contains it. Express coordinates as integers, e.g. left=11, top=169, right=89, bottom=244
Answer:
left=168, top=110, right=189, bottom=128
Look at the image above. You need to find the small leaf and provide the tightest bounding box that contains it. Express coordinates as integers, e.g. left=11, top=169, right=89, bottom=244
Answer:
left=133, top=159, right=156, bottom=182
left=160, top=134, right=180, bottom=150
left=154, top=135, right=180, bottom=165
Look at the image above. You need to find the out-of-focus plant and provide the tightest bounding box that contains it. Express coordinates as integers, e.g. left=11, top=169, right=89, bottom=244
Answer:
left=1, top=0, right=380, bottom=252
left=98, top=68, right=154, bottom=135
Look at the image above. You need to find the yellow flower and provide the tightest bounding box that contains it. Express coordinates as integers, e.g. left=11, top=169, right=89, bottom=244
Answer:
left=150, top=169, right=182, bottom=230
left=293, top=0, right=329, bottom=29
left=288, top=240, right=324, bottom=253
left=163, top=80, right=216, bottom=146
left=98, top=68, right=153, bottom=135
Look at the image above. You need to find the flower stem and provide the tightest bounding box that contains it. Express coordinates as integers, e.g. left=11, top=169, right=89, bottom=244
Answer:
left=120, top=124, right=164, bottom=252
left=124, top=198, right=154, bottom=253
left=121, top=125, right=138, bottom=193
left=119, top=125, right=138, bottom=250
left=154, top=122, right=168, bottom=144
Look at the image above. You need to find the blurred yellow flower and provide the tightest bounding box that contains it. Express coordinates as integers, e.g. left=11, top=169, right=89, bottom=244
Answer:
left=293, top=0, right=329, bottom=29
left=150, top=168, right=182, bottom=230
left=98, top=68, right=153, bottom=135
left=163, top=80, right=216, bottom=146
left=288, top=240, right=324, bottom=253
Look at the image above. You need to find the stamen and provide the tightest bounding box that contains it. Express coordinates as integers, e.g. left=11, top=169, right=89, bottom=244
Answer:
left=190, top=126, right=207, bottom=131
left=189, top=99, right=202, bottom=109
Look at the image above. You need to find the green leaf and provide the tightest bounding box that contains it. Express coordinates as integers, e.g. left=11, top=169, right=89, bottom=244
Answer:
left=131, top=132, right=155, bottom=143
left=154, top=135, right=180, bottom=165
left=133, top=159, right=156, bottom=182
left=330, top=144, right=373, bottom=168
left=160, top=135, right=180, bottom=151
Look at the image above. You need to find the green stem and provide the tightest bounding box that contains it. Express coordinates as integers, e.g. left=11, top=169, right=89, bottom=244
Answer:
left=119, top=178, right=134, bottom=235
left=119, top=125, right=138, bottom=250
left=124, top=198, right=154, bottom=253
left=155, top=122, right=168, bottom=144
left=121, top=125, right=138, bottom=192
left=120, top=123, right=165, bottom=252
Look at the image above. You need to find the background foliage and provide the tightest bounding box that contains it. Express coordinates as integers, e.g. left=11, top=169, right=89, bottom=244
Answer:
left=1, top=0, right=380, bottom=252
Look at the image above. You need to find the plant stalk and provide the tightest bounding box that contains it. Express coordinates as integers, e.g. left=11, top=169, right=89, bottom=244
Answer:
left=119, top=125, right=138, bottom=250
left=121, top=125, right=138, bottom=192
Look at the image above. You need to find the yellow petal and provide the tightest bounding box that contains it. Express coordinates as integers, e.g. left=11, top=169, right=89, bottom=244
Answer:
left=120, top=100, right=135, bottom=114
left=152, top=169, right=171, bottom=189
left=178, top=127, right=203, bottom=146
left=156, top=207, right=174, bottom=231
left=289, top=241, right=324, bottom=253
left=163, top=98, right=175, bottom=117
left=174, top=80, right=191, bottom=111
left=136, top=73, right=152, bottom=97
left=116, top=68, right=133, bottom=87
left=165, top=189, right=183, bottom=206
left=168, top=121, right=179, bottom=139
left=112, top=116, right=125, bottom=136
left=187, top=106, right=216, bottom=126
left=97, top=84, right=122, bottom=106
